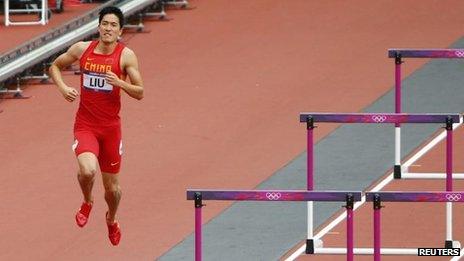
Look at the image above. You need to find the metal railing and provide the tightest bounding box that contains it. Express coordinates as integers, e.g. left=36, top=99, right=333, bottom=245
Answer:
left=0, top=0, right=168, bottom=89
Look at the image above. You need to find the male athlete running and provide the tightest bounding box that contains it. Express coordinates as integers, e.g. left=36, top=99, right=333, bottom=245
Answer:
left=49, top=6, right=144, bottom=246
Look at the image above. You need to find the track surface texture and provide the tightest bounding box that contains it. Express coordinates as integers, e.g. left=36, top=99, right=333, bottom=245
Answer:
left=1, top=1, right=464, bottom=260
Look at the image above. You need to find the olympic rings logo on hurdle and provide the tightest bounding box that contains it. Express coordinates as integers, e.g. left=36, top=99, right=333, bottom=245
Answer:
left=445, top=193, right=462, bottom=201
left=266, top=192, right=282, bottom=200
left=454, top=50, right=464, bottom=57
left=372, top=115, right=387, bottom=123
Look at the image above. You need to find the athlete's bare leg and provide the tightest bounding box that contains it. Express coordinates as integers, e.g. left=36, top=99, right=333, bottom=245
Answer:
left=102, top=172, right=121, bottom=223
left=77, top=152, right=98, bottom=204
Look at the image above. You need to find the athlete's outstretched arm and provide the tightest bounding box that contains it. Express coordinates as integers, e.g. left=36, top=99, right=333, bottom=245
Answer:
left=49, top=42, right=86, bottom=102
left=106, top=48, right=144, bottom=100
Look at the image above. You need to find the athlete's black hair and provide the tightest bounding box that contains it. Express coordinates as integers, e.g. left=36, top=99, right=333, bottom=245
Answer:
left=99, top=6, right=124, bottom=28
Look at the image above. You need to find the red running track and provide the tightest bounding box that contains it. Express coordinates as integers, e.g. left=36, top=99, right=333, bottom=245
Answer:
left=2, top=1, right=464, bottom=260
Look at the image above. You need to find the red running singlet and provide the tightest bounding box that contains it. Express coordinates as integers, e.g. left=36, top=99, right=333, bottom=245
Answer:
left=77, top=41, right=126, bottom=126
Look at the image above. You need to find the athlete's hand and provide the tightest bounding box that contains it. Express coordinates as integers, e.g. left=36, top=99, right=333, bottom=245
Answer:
left=105, top=71, right=123, bottom=86
left=60, top=86, right=79, bottom=102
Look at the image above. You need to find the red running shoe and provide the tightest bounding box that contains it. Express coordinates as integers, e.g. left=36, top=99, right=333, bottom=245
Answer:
left=106, top=213, right=121, bottom=246
left=75, top=202, right=92, bottom=227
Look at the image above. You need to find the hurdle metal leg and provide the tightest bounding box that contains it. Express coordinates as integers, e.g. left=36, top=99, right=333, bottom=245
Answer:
left=306, top=117, right=316, bottom=254
left=345, top=194, right=354, bottom=261
left=194, top=192, right=203, bottom=261
left=307, top=117, right=314, bottom=190
left=394, top=53, right=402, bottom=179
left=445, top=117, right=454, bottom=248
left=373, top=194, right=382, bottom=261
left=446, top=117, right=453, bottom=191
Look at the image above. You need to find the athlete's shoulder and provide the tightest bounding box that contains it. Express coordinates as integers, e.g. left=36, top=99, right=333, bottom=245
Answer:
left=121, top=46, right=138, bottom=66
left=121, top=46, right=136, bottom=57
left=69, top=41, right=93, bottom=59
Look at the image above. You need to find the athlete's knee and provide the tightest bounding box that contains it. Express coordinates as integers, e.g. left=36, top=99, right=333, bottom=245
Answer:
left=104, top=182, right=121, bottom=194
left=77, top=152, right=98, bottom=178
left=78, top=167, right=97, bottom=179
left=104, top=185, right=122, bottom=201
left=102, top=172, right=120, bottom=190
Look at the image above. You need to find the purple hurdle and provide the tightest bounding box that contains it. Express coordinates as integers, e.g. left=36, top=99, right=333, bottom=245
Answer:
left=367, top=191, right=464, bottom=260
left=388, top=48, right=464, bottom=179
left=389, top=49, right=464, bottom=247
left=300, top=112, right=460, bottom=255
left=187, top=190, right=362, bottom=261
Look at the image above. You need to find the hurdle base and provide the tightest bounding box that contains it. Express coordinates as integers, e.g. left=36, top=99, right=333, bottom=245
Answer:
left=402, top=173, right=464, bottom=179
left=305, top=239, right=314, bottom=254
left=445, top=240, right=461, bottom=249
left=445, top=240, right=453, bottom=248
left=305, top=239, right=323, bottom=254
left=314, top=247, right=417, bottom=255
left=394, top=165, right=402, bottom=179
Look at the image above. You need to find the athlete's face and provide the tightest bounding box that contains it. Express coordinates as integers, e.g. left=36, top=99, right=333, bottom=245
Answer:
left=98, top=14, right=122, bottom=44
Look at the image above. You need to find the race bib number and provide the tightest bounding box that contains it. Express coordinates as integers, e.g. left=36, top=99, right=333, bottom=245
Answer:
left=83, top=72, right=113, bottom=92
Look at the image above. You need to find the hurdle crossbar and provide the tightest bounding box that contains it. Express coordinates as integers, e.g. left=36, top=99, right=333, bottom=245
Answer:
left=186, top=189, right=362, bottom=201
left=366, top=191, right=464, bottom=202
left=366, top=192, right=464, bottom=260
left=187, top=189, right=361, bottom=261
left=299, top=113, right=459, bottom=124
left=388, top=49, right=464, bottom=58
